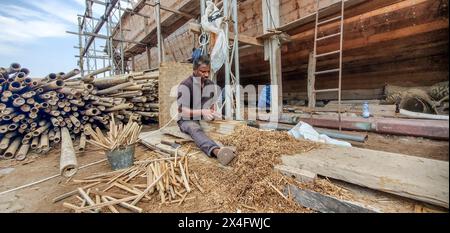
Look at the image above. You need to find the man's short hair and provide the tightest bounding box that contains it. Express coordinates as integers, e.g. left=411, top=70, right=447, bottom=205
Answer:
left=193, top=56, right=210, bottom=70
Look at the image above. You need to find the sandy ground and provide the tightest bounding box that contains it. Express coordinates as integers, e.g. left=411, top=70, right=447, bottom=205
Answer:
left=0, top=124, right=448, bottom=213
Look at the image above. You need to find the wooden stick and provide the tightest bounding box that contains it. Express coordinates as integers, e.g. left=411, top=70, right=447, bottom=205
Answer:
left=90, top=190, right=130, bottom=199
left=78, top=188, right=99, bottom=213
left=134, top=156, right=187, bottom=165
left=168, top=185, right=176, bottom=199
left=190, top=179, right=205, bottom=194
left=178, top=161, right=191, bottom=193
left=174, top=148, right=178, bottom=167
left=184, top=156, right=189, bottom=183
left=63, top=202, right=83, bottom=213
left=95, top=194, right=101, bottom=205
left=130, top=169, right=168, bottom=206
left=76, top=195, right=139, bottom=212
left=104, top=195, right=143, bottom=213
left=241, top=204, right=258, bottom=211
left=169, top=196, right=195, bottom=204
left=101, top=196, right=119, bottom=213
left=73, top=178, right=110, bottom=183
left=115, top=180, right=153, bottom=201
left=177, top=193, right=188, bottom=206
left=53, top=182, right=101, bottom=203
left=82, top=169, right=125, bottom=180
left=267, top=181, right=289, bottom=202
left=195, top=206, right=220, bottom=213
left=106, top=166, right=135, bottom=185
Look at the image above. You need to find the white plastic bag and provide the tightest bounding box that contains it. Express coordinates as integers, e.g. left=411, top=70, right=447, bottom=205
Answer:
left=288, top=121, right=352, bottom=147
left=200, top=1, right=227, bottom=72
left=201, top=1, right=223, bottom=34
left=210, top=31, right=227, bottom=72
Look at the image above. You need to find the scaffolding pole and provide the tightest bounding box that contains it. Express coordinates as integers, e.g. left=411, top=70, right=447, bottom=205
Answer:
left=223, top=0, right=233, bottom=120
left=232, top=0, right=242, bottom=120
left=155, top=0, right=163, bottom=65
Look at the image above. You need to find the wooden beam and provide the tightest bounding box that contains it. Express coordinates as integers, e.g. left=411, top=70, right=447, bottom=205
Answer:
left=275, top=165, right=317, bottom=183
left=262, top=0, right=283, bottom=115
left=307, top=52, right=316, bottom=108
left=284, top=185, right=380, bottom=213
left=146, top=46, right=151, bottom=69
left=281, top=146, right=449, bottom=208
left=277, top=0, right=367, bottom=33
left=189, top=22, right=263, bottom=47
left=145, top=2, right=197, bottom=19
left=288, top=0, right=435, bottom=42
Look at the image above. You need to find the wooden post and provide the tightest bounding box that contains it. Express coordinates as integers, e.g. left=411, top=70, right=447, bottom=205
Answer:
left=131, top=55, right=136, bottom=72
left=155, top=0, right=163, bottom=65
left=146, top=46, right=151, bottom=69
left=307, top=52, right=316, bottom=108
left=262, top=0, right=283, bottom=115
left=223, top=0, right=233, bottom=120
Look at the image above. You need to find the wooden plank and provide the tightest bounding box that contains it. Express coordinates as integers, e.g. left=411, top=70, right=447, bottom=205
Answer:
left=275, top=165, right=317, bottom=183
left=288, top=0, right=441, bottom=43
left=189, top=22, right=263, bottom=47
left=281, top=146, right=449, bottom=208
left=284, top=185, right=379, bottom=213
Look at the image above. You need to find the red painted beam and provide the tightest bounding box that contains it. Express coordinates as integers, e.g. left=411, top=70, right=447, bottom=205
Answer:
left=275, top=114, right=449, bottom=140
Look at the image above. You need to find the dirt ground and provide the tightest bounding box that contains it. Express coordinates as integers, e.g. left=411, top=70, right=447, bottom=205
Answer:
left=0, top=123, right=448, bottom=213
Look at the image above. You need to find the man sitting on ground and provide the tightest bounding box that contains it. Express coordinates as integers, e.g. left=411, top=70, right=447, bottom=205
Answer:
left=177, top=57, right=235, bottom=165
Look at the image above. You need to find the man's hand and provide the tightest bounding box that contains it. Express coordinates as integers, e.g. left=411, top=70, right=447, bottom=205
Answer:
left=201, top=109, right=215, bottom=121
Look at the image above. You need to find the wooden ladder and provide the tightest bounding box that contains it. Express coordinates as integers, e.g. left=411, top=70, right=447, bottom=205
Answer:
left=311, top=0, right=345, bottom=130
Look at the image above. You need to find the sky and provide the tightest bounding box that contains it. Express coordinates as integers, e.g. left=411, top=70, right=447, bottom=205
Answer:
left=0, top=0, right=131, bottom=77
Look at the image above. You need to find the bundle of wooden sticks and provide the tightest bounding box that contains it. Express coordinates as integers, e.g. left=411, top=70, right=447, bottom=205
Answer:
left=85, top=114, right=142, bottom=151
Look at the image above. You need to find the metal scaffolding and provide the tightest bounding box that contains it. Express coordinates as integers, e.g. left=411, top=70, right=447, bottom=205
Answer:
left=69, top=0, right=241, bottom=119
left=68, top=0, right=145, bottom=78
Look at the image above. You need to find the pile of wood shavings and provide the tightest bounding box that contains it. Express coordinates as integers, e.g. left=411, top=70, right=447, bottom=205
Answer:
left=217, top=125, right=320, bottom=212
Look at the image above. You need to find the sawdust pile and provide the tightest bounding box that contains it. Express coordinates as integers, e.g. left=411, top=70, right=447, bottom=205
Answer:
left=216, top=125, right=320, bottom=212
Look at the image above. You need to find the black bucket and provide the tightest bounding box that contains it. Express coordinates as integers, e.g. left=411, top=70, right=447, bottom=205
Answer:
left=105, top=145, right=135, bottom=170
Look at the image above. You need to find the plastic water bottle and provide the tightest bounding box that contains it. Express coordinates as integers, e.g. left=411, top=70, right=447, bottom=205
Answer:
left=362, top=101, right=370, bottom=118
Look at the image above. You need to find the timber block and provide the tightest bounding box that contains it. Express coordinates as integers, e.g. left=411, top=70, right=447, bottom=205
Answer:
left=274, top=165, right=317, bottom=183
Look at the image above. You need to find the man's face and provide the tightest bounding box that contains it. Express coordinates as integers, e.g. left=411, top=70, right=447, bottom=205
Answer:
left=194, top=64, right=210, bottom=79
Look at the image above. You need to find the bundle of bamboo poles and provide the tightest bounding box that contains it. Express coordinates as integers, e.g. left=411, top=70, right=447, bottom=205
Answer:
left=0, top=63, right=159, bottom=165
left=56, top=155, right=203, bottom=213
left=85, top=114, right=142, bottom=151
